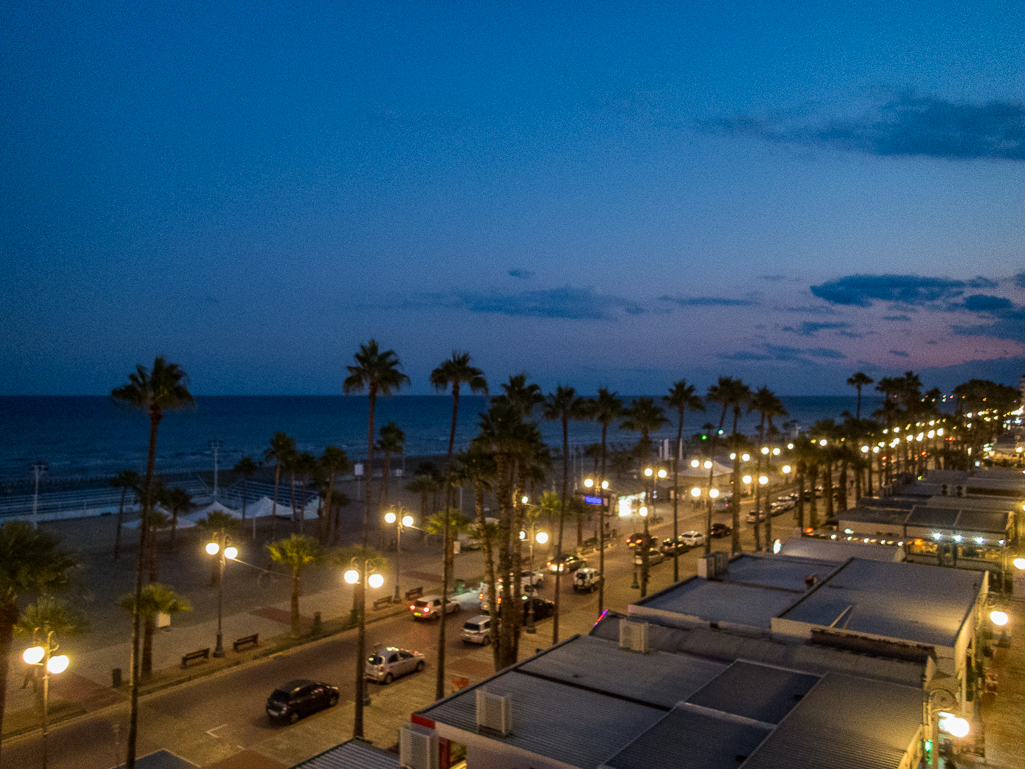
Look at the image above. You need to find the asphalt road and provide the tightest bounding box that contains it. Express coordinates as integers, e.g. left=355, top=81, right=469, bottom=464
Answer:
left=1, top=496, right=789, bottom=769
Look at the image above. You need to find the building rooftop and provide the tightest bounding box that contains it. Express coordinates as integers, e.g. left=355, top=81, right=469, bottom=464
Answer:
left=739, top=672, right=924, bottom=769
left=638, top=578, right=800, bottom=629
left=291, top=739, right=400, bottom=769
left=775, top=537, right=901, bottom=562
left=518, top=634, right=727, bottom=709
left=684, top=660, right=819, bottom=725
left=779, top=558, right=983, bottom=648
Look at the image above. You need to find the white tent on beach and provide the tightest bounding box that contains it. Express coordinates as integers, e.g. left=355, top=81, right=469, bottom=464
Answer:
left=183, top=500, right=240, bottom=524
left=241, top=496, right=295, bottom=520
left=123, top=506, right=197, bottom=529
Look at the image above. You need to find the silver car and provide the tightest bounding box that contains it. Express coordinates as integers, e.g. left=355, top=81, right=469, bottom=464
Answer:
left=365, top=646, right=425, bottom=684
left=461, top=615, right=495, bottom=645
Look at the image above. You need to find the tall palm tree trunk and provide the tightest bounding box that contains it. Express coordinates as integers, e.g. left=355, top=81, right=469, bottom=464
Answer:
left=436, top=385, right=460, bottom=700
left=126, top=413, right=160, bottom=769
left=553, top=420, right=569, bottom=644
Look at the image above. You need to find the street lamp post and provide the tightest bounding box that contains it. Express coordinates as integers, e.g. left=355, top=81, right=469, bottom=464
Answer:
left=31, top=462, right=48, bottom=530
left=345, top=559, right=384, bottom=737
left=23, top=632, right=69, bottom=769
left=383, top=508, right=415, bottom=602
left=583, top=476, right=611, bottom=615
left=209, top=440, right=223, bottom=502
left=205, top=535, right=238, bottom=658
left=519, top=524, right=548, bottom=633
left=926, top=687, right=968, bottom=769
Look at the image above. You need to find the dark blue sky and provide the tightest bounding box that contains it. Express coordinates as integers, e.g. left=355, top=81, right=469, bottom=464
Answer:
left=3, top=1, right=1024, bottom=395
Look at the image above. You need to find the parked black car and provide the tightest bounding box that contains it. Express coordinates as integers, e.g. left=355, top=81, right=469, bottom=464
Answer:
left=710, top=523, right=732, bottom=539
left=266, top=679, right=339, bottom=724
left=523, top=596, right=555, bottom=621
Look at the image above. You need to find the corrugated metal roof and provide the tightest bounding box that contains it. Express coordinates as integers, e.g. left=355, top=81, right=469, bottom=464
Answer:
left=518, top=635, right=727, bottom=709
left=906, top=506, right=959, bottom=527
left=779, top=558, right=982, bottom=647
left=420, top=670, right=666, bottom=769
left=602, top=706, right=771, bottom=769
left=590, top=614, right=926, bottom=688
left=290, top=739, right=400, bottom=769
left=684, top=661, right=820, bottom=725
left=740, top=672, right=923, bottom=769
left=637, top=579, right=800, bottom=629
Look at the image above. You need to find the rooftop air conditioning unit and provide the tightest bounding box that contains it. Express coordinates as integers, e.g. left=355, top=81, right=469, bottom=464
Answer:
left=940, top=483, right=950, bottom=496
left=697, top=554, right=716, bottom=578
left=476, top=688, right=513, bottom=736
left=619, top=619, right=649, bottom=654
left=714, top=551, right=729, bottom=573
left=400, top=723, right=439, bottom=769
left=955, top=485, right=966, bottom=497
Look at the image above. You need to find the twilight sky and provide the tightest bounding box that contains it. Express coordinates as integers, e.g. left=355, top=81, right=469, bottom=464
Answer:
left=3, top=1, right=1024, bottom=396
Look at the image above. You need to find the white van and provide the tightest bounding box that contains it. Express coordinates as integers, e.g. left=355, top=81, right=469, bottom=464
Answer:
left=461, top=615, right=494, bottom=645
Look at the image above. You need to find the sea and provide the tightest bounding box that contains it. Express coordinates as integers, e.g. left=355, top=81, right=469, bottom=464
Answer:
left=0, top=395, right=886, bottom=486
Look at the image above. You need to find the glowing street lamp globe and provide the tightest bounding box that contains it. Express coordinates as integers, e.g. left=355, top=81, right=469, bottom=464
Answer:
left=690, top=487, right=701, bottom=498
left=23, top=646, right=44, bottom=665
left=48, top=655, right=69, bottom=674
left=224, top=546, right=238, bottom=560
left=367, top=573, right=385, bottom=589
left=742, top=475, right=752, bottom=485
left=343, top=569, right=360, bottom=585
left=1014, top=557, right=1025, bottom=570
left=709, top=489, right=720, bottom=499
left=758, top=476, right=768, bottom=485
left=402, top=514, right=414, bottom=527
left=703, top=461, right=713, bottom=470
left=584, top=478, right=594, bottom=488
left=990, top=610, right=1009, bottom=626
left=205, top=542, right=219, bottom=556
left=536, top=531, right=549, bottom=545
left=384, top=511, right=397, bottom=524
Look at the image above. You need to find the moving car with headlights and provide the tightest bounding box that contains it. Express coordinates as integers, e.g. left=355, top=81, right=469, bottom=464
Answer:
left=626, top=532, right=655, bottom=549
left=410, top=595, right=460, bottom=620
left=546, top=553, right=586, bottom=573
left=479, top=583, right=536, bottom=612
left=573, top=567, right=602, bottom=593
left=365, top=646, right=425, bottom=683
left=660, top=536, right=691, bottom=556
left=266, top=679, right=339, bottom=723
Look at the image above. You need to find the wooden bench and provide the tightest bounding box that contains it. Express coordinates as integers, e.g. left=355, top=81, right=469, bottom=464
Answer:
left=232, top=633, right=259, bottom=652
left=181, top=648, right=210, bottom=668
left=405, top=586, right=424, bottom=601
left=372, top=595, right=394, bottom=611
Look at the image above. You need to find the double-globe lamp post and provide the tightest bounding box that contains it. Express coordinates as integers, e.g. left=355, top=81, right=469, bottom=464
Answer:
left=519, top=521, right=549, bottom=634
left=384, top=508, right=415, bottom=602
left=345, top=560, right=384, bottom=737
left=205, top=536, right=238, bottom=658
left=23, top=632, right=70, bottom=769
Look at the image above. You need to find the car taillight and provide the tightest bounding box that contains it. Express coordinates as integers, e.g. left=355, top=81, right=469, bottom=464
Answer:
left=410, top=604, right=415, bottom=610
left=423, top=606, right=430, bottom=613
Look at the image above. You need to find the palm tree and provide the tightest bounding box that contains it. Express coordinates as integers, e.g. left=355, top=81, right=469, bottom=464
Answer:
left=0, top=522, right=77, bottom=759
left=264, top=432, right=296, bottom=539
left=406, top=472, right=441, bottom=521
left=847, top=372, right=874, bottom=420
left=164, top=487, right=192, bottom=551
left=293, top=451, right=318, bottom=535
left=233, top=456, right=259, bottom=527
left=706, top=377, right=751, bottom=555
left=376, top=423, right=404, bottom=512
left=540, top=385, right=586, bottom=642
left=118, top=583, right=191, bottom=680
left=267, top=534, right=324, bottom=638
left=496, top=373, right=545, bottom=418
left=320, top=447, right=351, bottom=546
left=664, top=381, right=703, bottom=580
left=344, top=340, right=411, bottom=539
left=111, top=469, right=140, bottom=561
left=749, top=387, right=786, bottom=550
left=587, top=388, right=623, bottom=485
left=429, top=352, right=487, bottom=700
left=452, top=445, right=499, bottom=663
left=620, top=397, right=670, bottom=466
left=111, top=356, right=193, bottom=769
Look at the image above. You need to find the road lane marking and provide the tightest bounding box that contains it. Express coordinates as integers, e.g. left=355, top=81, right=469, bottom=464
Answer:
left=206, top=723, right=228, bottom=738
